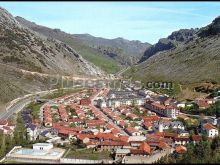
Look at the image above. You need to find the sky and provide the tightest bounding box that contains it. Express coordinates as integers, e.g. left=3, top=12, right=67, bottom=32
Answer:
left=0, top=2, right=220, bottom=44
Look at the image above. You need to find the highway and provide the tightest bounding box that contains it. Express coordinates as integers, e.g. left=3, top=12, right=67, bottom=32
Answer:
left=179, top=112, right=215, bottom=119
left=0, top=89, right=58, bottom=120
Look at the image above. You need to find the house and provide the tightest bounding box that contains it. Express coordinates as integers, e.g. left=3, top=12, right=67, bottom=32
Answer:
left=175, top=145, right=187, bottom=154
left=191, top=135, right=202, bottom=144
left=176, top=129, right=189, bottom=137
left=114, top=148, right=130, bottom=159
left=80, top=98, right=91, bottom=106
left=155, top=132, right=178, bottom=140
left=58, top=104, right=68, bottom=122
left=142, top=116, right=160, bottom=123
left=0, top=120, right=15, bottom=135
left=125, top=127, right=141, bottom=136
left=26, top=124, right=38, bottom=141
left=143, top=122, right=153, bottom=131
left=171, top=121, right=185, bottom=130
left=158, top=141, right=170, bottom=151
left=85, top=120, right=106, bottom=128
left=195, top=99, right=214, bottom=109
left=130, top=142, right=151, bottom=156
left=107, top=91, right=145, bottom=108
left=174, top=137, right=190, bottom=145
left=96, top=99, right=107, bottom=108
left=0, top=126, right=13, bottom=135
left=145, top=101, right=179, bottom=119
left=202, top=123, right=218, bottom=138
left=43, top=106, right=52, bottom=127
left=119, top=120, right=128, bottom=129
left=126, top=113, right=139, bottom=120
left=97, top=141, right=130, bottom=151
left=153, top=121, right=184, bottom=132
left=33, top=143, right=53, bottom=150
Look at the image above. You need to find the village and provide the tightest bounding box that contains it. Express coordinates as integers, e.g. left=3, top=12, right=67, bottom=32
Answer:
left=1, top=81, right=220, bottom=164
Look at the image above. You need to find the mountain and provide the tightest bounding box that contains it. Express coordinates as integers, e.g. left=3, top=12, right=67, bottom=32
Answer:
left=73, top=34, right=151, bottom=65
left=139, top=28, right=199, bottom=63
left=197, top=16, right=220, bottom=37
left=124, top=16, right=220, bottom=84
left=0, top=8, right=104, bottom=77
left=15, top=16, right=124, bottom=73
left=0, top=7, right=105, bottom=108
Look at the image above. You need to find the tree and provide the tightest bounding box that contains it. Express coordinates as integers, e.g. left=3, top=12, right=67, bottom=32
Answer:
left=0, top=134, right=6, bottom=158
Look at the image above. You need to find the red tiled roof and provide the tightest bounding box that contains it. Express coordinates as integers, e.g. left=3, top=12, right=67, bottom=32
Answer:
left=203, top=123, right=217, bottom=130
left=0, top=120, right=8, bottom=126
left=68, top=118, right=83, bottom=123
left=126, top=127, right=139, bottom=134
left=174, top=136, right=190, bottom=142
left=151, top=102, right=166, bottom=110
left=142, top=116, right=160, bottom=122
left=197, top=100, right=210, bottom=108
left=176, top=145, right=187, bottom=154
left=119, top=120, right=128, bottom=127
left=143, top=122, right=152, bottom=128
left=119, top=135, right=129, bottom=142
left=155, top=132, right=178, bottom=138
left=95, top=133, right=118, bottom=141
left=158, top=141, right=170, bottom=149
left=192, top=135, right=202, bottom=141
left=139, top=142, right=151, bottom=154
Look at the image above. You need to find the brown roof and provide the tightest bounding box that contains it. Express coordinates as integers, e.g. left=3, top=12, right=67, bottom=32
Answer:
left=203, top=123, right=216, bottom=130
left=126, top=127, right=139, bottom=133
left=139, top=142, right=151, bottom=154
left=143, top=122, right=152, bottom=128
left=192, top=135, right=202, bottom=141
left=174, top=136, right=190, bottom=142
left=158, top=141, right=170, bottom=149
left=119, top=135, right=129, bottom=142
left=155, top=132, right=178, bottom=138
left=176, top=145, right=187, bottom=154
left=0, top=120, right=8, bottom=125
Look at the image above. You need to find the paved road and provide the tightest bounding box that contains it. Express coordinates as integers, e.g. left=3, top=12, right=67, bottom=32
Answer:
left=179, top=112, right=215, bottom=119
left=0, top=89, right=58, bottom=120
left=116, top=66, right=131, bottom=77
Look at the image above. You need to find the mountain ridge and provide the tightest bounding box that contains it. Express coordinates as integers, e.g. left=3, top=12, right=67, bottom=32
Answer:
left=125, top=16, right=220, bottom=84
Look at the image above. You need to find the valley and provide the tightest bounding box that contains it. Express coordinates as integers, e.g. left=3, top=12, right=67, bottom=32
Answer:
left=0, top=3, right=220, bottom=164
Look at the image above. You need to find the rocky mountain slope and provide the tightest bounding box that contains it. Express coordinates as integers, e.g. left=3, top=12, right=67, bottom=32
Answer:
left=0, top=7, right=105, bottom=108
left=15, top=16, right=124, bottom=73
left=0, top=7, right=104, bottom=77
left=139, top=28, right=199, bottom=63
left=73, top=34, right=151, bottom=65
left=124, top=16, right=220, bottom=84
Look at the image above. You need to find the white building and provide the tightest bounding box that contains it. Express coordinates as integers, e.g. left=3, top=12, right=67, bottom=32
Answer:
left=33, top=143, right=53, bottom=151
left=202, top=123, right=218, bottom=138
left=145, top=101, right=179, bottom=119
left=26, top=124, right=39, bottom=141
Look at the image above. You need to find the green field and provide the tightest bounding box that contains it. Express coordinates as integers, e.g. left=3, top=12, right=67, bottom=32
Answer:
left=64, top=148, right=113, bottom=160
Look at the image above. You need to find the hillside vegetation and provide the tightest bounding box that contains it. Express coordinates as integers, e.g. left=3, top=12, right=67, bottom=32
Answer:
left=124, top=16, right=220, bottom=84
left=16, top=16, right=124, bottom=74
